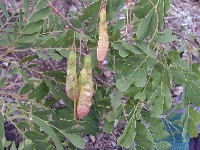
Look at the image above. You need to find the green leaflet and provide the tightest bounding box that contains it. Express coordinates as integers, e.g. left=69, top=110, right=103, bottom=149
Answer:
left=147, top=87, right=160, bottom=106
left=42, top=38, right=55, bottom=48
left=116, top=76, right=133, bottom=92
left=59, top=49, right=70, bottom=58
left=136, top=9, right=157, bottom=40
left=106, top=0, right=124, bottom=20
left=0, top=114, right=5, bottom=149
left=156, top=29, right=176, bottom=43
left=164, top=0, right=171, bottom=12
left=51, top=34, right=68, bottom=48
left=70, top=18, right=81, bottom=29
left=189, top=106, right=200, bottom=124
left=173, top=59, right=190, bottom=70
left=24, top=0, right=30, bottom=17
left=134, top=92, right=146, bottom=102
left=117, top=117, right=136, bottom=148
left=0, top=40, right=10, bottom=46
left=150, top=96, right=164, bottom=118
left=0, top=77, right=7, bottom=88
left=111, top=42, right=129, bottom=58
left=147, top=73, right=171, bottom=118
left=124, top=86, right=143, bottom=97
left=103, top=119, right=114, bottom=134
left=182, top=118, right=188, bottom=142
left=182, top=106, right=200, bottom=139
left=20, top=143, right=36, bottom=150
left=29, top=7, right=51, bottom=23
left=161, top=83, right=172, bottom=110
left=133, top=68, right=147, bottom=87
left=134, top=0, right=155, bottom=18
left=110, top=90, right=122, bottom=109
left=136, top=40, right=157, bottom=59
left=24, top=131, right=45, bottom=141
left=106, top=111, right=115, bottom=122
left=48, top=120, right=81, bottom=131
left=36, top=0, right=48, bottom=10
left=81, top=116, right=99, bottom=135
left=135, top=121, right=154, bottom=150
left=157, top=0, right=165, bottom=29
left=161, top=69, right=171, bottom=87
left=32, top=116, right=64, bottom=150
left=36, top=50, right=49, bottom=60
left=79, top=0, right=101, bottom=21
left=44, top=71, right=66, bottom=83
left=17, top=34, right=36, bottom=44
left=47, top=49, right=63, bottom=61
left=188, top=118, right=198, bottom=138
left=33, top=111, right=85, bottom=150
left=19, top=55, right=38, bottom=63
left=156, top=141, right=172, bottom=150
left=135, top=136, right=154, bottom=150
left=61, top=132, right=86, bottom=149
left=23, top=20, right=45, bottom=34
left=30, top=141, right=54, bottom=150
left=170, top=68, right=185, bottom=84
left=121, top=43, right=141, bottom=54
left=28, top=82, right=49, bottom=101
left=186, top=79, right=200, bottom=106
left=44, top=78, right=60, bottom=100
left=153, top=131, right=170, bottom=141
left=0, top=0, right=10, bottom=18
left=134, top=0, right=170, bottom=18
left=20, top=83, right=33, bottom=94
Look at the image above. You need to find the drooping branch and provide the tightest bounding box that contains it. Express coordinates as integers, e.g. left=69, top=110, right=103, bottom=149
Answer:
left=47, top=1, right=84, bottom=34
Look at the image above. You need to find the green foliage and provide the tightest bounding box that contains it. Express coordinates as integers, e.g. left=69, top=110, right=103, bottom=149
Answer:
left=0, top=0, right=199, bottom=149
left=117, top=117, right=136, bottom=148
left=0, top=114, right=5, bottom=149
left=32, top=116, right=64, bottom=150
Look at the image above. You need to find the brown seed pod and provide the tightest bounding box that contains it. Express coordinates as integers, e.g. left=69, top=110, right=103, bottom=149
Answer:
left=126, top=0, right=131, bottom=7
left=77, top=55, right=94, bottom=119
left=66, top=51, right=79, bottom=101
left=97, top=8, right=109, bottom=66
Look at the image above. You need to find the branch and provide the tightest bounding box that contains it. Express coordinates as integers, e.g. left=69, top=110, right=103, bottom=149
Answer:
left=173, top=32, right=198, bottom=48
left=47, top=1, right=83, bottom=34
left=93, top=73, right=110, bottom=88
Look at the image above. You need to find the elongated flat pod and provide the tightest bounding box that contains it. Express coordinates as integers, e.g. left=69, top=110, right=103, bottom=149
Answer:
left=77, top=67, right=94, bottom=119
left=97, top=8, right=109, bottom=65
left=66, top=51, right=79, bottom=101
left=84, top=54, right=92, bottom=76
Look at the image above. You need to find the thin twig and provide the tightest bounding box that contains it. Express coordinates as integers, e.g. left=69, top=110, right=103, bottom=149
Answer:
left=47, top=1, right=83, bottom=34
left=0, top=13, right=16, bottom=31
left=173, top=32, right=198, bottom=48
left=93, top=73, right=109, bottom=88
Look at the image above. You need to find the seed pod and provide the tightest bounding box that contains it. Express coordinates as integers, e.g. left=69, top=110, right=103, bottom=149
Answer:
left=97, top=8, right=109, bottom=66
left=126, top=0, right=131, bottom=7
left=66, top=51, right=79, bottom=101
left=84, top=54, right=92, bottom=76
left=77, top=55, right=94, bottom=119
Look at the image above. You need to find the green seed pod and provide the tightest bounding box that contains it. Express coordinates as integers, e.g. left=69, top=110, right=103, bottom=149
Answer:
left=77, top=55, right=94, bottom=119
left=66, top=51, right=79, bottom=101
